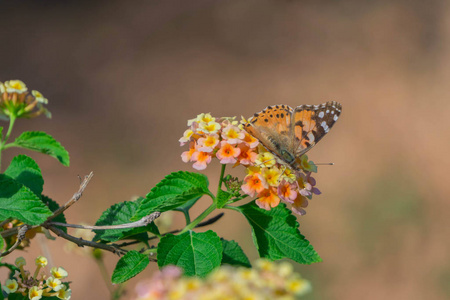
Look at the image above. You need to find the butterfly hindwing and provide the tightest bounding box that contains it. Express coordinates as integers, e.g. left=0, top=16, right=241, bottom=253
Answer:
left=293, top=101, right=342, bottom=157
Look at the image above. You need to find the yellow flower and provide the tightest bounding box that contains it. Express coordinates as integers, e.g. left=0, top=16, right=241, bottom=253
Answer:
left=3, top=279, right=18, bottom=293
left=199, top=121, right=221, bottom=134
left=46, top=276, right=63, bottom=291
left=51, top=267, right=68, bottom=279
left=15, top=257, right=26, bottom=267
left=31, top=90, right=48, bottom=104
left=4, top=80, right=27, bottom=93
left=285, top=277, right=311, bottom=296
left=29, top=286, right=43, bottom=300
left=255, top=152, right=276, bottom=168
left=188, top=113, right=215, bottom=126
left=35, top=256, right=48, bottom=267
left=262, top=167, right=282, bottom=186
left=0, top=82, right=5, bottom=93
left=57, top=286, right=72, bottom=300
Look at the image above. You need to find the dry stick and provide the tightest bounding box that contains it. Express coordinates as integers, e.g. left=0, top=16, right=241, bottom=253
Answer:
left=45, top=171, right=94, bottom=223
left=0, top=224, right=31, bottom=257
left=46, top=225, right=127, bottom=256
left=48, top=212, right=161, bottom=230
left=116, top=213, right=225, bottom=248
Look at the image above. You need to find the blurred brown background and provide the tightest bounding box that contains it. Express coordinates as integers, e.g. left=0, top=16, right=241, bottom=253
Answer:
left=1, top=0, right=449, bottom=299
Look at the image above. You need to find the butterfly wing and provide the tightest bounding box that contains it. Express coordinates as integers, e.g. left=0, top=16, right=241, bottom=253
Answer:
left=292, top=101, right=342, bottom=157
left=243, top=104, right=296, bottom=163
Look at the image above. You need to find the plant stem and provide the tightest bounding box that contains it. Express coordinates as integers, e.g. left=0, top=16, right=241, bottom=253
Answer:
left=216, top=164, right=226, bottom=196
left=180, top=203, right=216, bottom=234
left=0, top=116, right=16, bottom=172
left=94, top=255, right=114, bottom=296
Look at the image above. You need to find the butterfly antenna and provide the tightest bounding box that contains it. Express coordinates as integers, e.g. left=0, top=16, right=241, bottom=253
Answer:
left=315, top=163, right=334, bottom=165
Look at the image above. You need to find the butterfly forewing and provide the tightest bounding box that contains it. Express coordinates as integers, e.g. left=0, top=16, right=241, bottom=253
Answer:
left=293, top=101, right=342, bottom=157
left=244, top=105, right=294, bottom=161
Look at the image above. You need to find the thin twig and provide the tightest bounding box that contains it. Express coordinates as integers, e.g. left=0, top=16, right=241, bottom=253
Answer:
left=45, top=172, right=94, bottom=223
left=46, top=225, right=127, bottom=256
left=116, top=213, right=225, bottom=248
left=0, top=225, right=31, bottom=257
left=48, top=212, right=161, bottom=230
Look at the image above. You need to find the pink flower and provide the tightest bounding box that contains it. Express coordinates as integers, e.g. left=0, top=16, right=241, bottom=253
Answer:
left=197, top=134, right=220, bottom=153
left=181, top=142, right=196, bottom=162
left=277, top=180, right=298, bottom=203
left=216, top=141, right=241, bottom=164
left=291, top=194, right=309, bottom=215
left=237, top=144, right=258, bottom=166
left=221, top=125, right=245, bottom=145
left=191, top=151, right=212, bottom=170
left=256, top=188, right=280, bottom=210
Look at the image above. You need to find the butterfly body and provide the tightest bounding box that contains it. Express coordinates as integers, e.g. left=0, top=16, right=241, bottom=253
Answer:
left=244, top=101, right=342, bottom=171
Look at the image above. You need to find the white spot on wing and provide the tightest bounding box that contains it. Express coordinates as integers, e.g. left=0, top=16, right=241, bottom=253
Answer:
left=333, top=114, right=338, bottom=121
left=321, top=121, right=329, bottom=132
left=318, top=111, right=324, bottom=118
left=307, top=132, right=315, bottom=143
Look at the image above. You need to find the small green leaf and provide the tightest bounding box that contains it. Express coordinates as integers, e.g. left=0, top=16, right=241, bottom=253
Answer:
left=0, top=235, right=5, bottom=252
left=216, top=190, right=232, bottom=208
left=94, top=199, right=158, bottom=242
left=133, top=172, right=210, bottom=220
left=112, top=250, right=149, bottom=284
left=157, top=230, right=222, bottom=277
left=11, top=131, right=70, bottom=166
left=221, top=239, right=251, bottom=268
left=5, top=155, right=44, bottom=196
left=42, top=195, right=67, bottom=233
left=174, top=195, right=202, bottom=214
left=0, top=126, right=3, bottom=141
left=235, top=201, right=322, bottom=264
left=0, top=174, right=52, bottom=225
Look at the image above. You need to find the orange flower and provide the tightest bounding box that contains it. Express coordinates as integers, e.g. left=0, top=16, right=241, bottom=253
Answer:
left=181, top=142, right=196, bottom=162
left=237, top=144, right=258, bottom=166
left=277, top=180, right=297, bottom=203
left=191, top=151, right=212, bottom=170
left=241, top=173, right=268, bottom=197
left=242, top=132, right=259, bottom=149
left=256, top=188, right=280, bottom=210
left=216, top=141, right=241, bottom=164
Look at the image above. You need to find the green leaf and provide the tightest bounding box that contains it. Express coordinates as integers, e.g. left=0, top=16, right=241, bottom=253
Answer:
left=111, top=250, right=149, bottom=284
left=0, top=126, right=3, bottom=141
left=93, top=199, right=158, bottom=242
left=11, top=131, right=70, bottom=166
left=157, top=230, right=222, bottom=277
left=7, top=293, right=28, bottom=300
left=216, top=190, right=232, bottom=209
left=221, top=239, right=251, bottom=268
left=133, top=172, right=210, bottom=220
left=5, top=155, right=44, bottom=196
left=0, top=174, right=52, bottom=225
left=235, top=201, right=322, bottom=264
left=174, top=195, right=202, bottom=214
left=0, top=235, right=4, bottom=252
left=42, top=195, right=67, bottom=233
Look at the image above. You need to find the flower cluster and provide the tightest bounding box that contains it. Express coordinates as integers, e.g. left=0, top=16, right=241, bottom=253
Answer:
left=0, top=80, right=51, bottom=120
left=180, top=113, right=321, bottom=215
left=2, top=256, right=71, bottom=300
left=134, top=259, right=311, bottom=300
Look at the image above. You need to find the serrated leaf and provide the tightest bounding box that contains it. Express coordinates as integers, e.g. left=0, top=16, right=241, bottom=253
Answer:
left=157, top=230, right=222, bottom=277
left=235, top=201, right=321, bottom=264
left=221, top=239, right=251, bottom=268
left=0, top=174, right=52, bottom=225
left=5, top=155, right=44, bottom=196
left=112, top=250, right=149, bottom=284
left=133, top=172, right=210, bottom=220
left=93, top=200, right=158, bottom=242
left=42, top=195, right=67, bottom=233
left=216, top=190, right=232, bottom=208
left=11, top=131, right=69, bottom=166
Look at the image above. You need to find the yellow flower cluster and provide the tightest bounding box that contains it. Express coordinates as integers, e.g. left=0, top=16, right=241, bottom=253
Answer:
left=2, top=256, right=71, bottom=300
left=0, top=80, right=50, bottom=120
left=135, top=259, right=311, bottom=300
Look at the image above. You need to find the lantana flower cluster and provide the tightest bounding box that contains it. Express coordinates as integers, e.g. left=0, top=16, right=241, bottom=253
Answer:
left=134, top=259, right=311, bottom=300
left=0, top=80, right=51, bottom=120
left=2, top=256, right=71, bottom=300
left=180, top=113, right=321, bottom=215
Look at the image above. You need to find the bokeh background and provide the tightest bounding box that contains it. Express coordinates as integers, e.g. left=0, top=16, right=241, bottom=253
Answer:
left=1, top=0, right=450, bottom=299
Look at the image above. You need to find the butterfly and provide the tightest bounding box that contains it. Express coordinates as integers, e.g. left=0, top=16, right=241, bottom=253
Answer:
left=243, top=101, right=342, bottom=171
